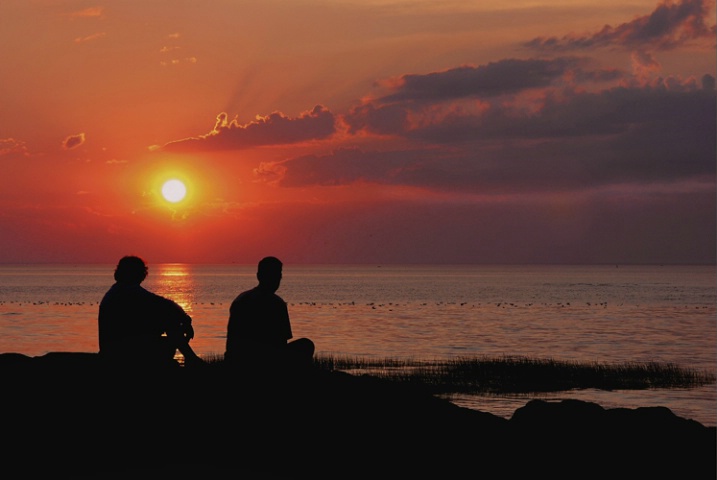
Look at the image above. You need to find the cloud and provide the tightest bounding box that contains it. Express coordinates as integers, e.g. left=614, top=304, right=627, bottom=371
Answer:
left=343, top=57, right=630, bottom=137
left=162, top=105, right=337, bottom=152
left=373, top=57, right=584, bottom=104
left=159, top=57, right=197, bottom=67
left=0, top=138, right=30, bottom=158
left=257, top=147, right=432, bottom=187
left=159, top=34, right=197, bottom=66
left=158, top=2, right=715, bottom=206
left=66, top=7, right=104, bottom=19
left=524, top=0, right=716, bottom=51
left=631, top=50, right=662, bottom=82
left=62, top=133, right=86, bottom=150
left=74, top=32, right=106, bottom=44
left=343, top=50, right=713, bottom=141
left=414, top=76, right=714, bottom=141
left=274, top=78, right=715, bottom=195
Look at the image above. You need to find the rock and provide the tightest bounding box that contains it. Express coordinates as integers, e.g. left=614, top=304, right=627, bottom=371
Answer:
left=508, top=398, right=715, bottom=478
left=2, top=352, right=714, bottom=479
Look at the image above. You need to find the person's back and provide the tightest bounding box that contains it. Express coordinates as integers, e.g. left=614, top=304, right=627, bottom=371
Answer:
left=227, top=286, right=292, bottom=352
left=98, top=256, right=202, bottom=368
left=99, top=283, right=186, bottom=365
left=225, top=256, right=314, bottom=370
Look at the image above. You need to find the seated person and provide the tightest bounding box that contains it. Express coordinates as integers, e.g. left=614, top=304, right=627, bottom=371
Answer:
left=98, top=255, right=205, bottom=369
left=225, top=256, right=314, bottom=372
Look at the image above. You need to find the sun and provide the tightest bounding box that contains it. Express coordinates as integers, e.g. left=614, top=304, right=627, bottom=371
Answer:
left=161, top=179, right=187, bottom=203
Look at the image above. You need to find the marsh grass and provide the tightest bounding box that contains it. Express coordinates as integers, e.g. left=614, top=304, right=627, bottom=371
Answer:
left=310, top=354, right=716, bottom=396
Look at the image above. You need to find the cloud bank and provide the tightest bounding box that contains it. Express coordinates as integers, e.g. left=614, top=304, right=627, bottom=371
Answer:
left=162, top=105, right=336, bottom=152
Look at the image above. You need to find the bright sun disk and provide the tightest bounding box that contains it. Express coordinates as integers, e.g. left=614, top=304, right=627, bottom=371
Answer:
left=161, top=179, right=187, bottom=203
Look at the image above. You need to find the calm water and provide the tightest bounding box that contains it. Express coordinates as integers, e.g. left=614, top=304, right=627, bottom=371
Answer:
left=1, top=263, right=715, bottom=426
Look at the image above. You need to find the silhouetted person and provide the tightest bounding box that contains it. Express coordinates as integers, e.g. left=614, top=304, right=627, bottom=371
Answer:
left=98, top=255, right=205, bottom=369
left=225, top=256, right=315, bottom=372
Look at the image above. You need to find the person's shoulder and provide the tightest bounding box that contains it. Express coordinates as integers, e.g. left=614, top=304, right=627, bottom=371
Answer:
left=141, top=287, right=169, bottom=303
left=155, top=292, right=183, bottom=310
left=232, top=287, right=258, bottom=302
left=236, top=287, right=261, bottom=300
left=101, top=282, right=142, bottom=300
left=269, top=292, right=287, bottom=305
left=100, top=283, right=119, bottom=301
left=134, top=287, right=181, bottom=310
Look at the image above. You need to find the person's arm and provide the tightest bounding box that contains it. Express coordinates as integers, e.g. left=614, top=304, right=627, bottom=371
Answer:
left=279, top=298, right=293, bottom=343
left=162, top=297, right=206, bottom=366
left=226, top=296, right=246, bottom=355
left=175, top=335, right=205, bottom=366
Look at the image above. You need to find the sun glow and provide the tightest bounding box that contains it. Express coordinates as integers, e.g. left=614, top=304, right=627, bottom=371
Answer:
left=143, top=160, right=213, bottom=220
left=161, top=179, right=187, bottom=203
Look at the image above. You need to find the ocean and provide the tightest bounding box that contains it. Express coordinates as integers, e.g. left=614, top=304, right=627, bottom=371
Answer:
left=1, top=263, right=715, bottom=426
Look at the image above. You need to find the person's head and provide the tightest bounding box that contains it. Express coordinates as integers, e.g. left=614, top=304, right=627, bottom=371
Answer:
left=256, top=256, right=282, bottom=292
left=114, top=255, right=148, bottom=284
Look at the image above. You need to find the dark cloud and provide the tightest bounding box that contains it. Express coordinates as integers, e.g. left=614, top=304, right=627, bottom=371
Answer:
left=573, top=68, right=626, bottom=83
left=62, top=133, right=85, bottom=150
left=261, top=147, right=436, bottom=187
left=275, top=80, right=715, bottom=194
left=344, top=58, right=631, bottom=138
left=344, top=73, right=715, bottom=141
left=162, top=105, right=336, bottom=152
left=525, top=0, right=716, bottom=51
left=157, top=1, right=715, bottom=231
left=343, top=103, right=410, bottom=136
left=374, top=57, right=583, bottom=104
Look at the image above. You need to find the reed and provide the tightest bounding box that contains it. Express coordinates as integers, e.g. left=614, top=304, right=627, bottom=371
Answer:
left=310, top=353, right=716, bottom=395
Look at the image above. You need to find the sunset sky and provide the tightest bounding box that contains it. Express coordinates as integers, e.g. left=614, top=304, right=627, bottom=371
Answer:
left=1, top=0, right=715, bottom=265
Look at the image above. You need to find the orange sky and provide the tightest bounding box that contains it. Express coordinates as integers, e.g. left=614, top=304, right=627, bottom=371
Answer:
left=1, top=0, right=715, bottom=264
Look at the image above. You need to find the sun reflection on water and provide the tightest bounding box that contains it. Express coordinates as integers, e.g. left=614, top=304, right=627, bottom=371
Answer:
left=149, top=264, right=196, bottom=315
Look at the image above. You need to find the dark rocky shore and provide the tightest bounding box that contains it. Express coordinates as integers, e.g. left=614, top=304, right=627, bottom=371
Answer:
left=3, top=352, right=715, bottom=479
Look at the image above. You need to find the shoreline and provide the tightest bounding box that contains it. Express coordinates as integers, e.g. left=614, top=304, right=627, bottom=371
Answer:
left=447, top=384, right=717, bottom=428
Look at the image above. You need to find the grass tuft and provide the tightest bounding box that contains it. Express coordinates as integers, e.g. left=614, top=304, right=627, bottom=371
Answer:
left=310, top=353, right=716, bottom=395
